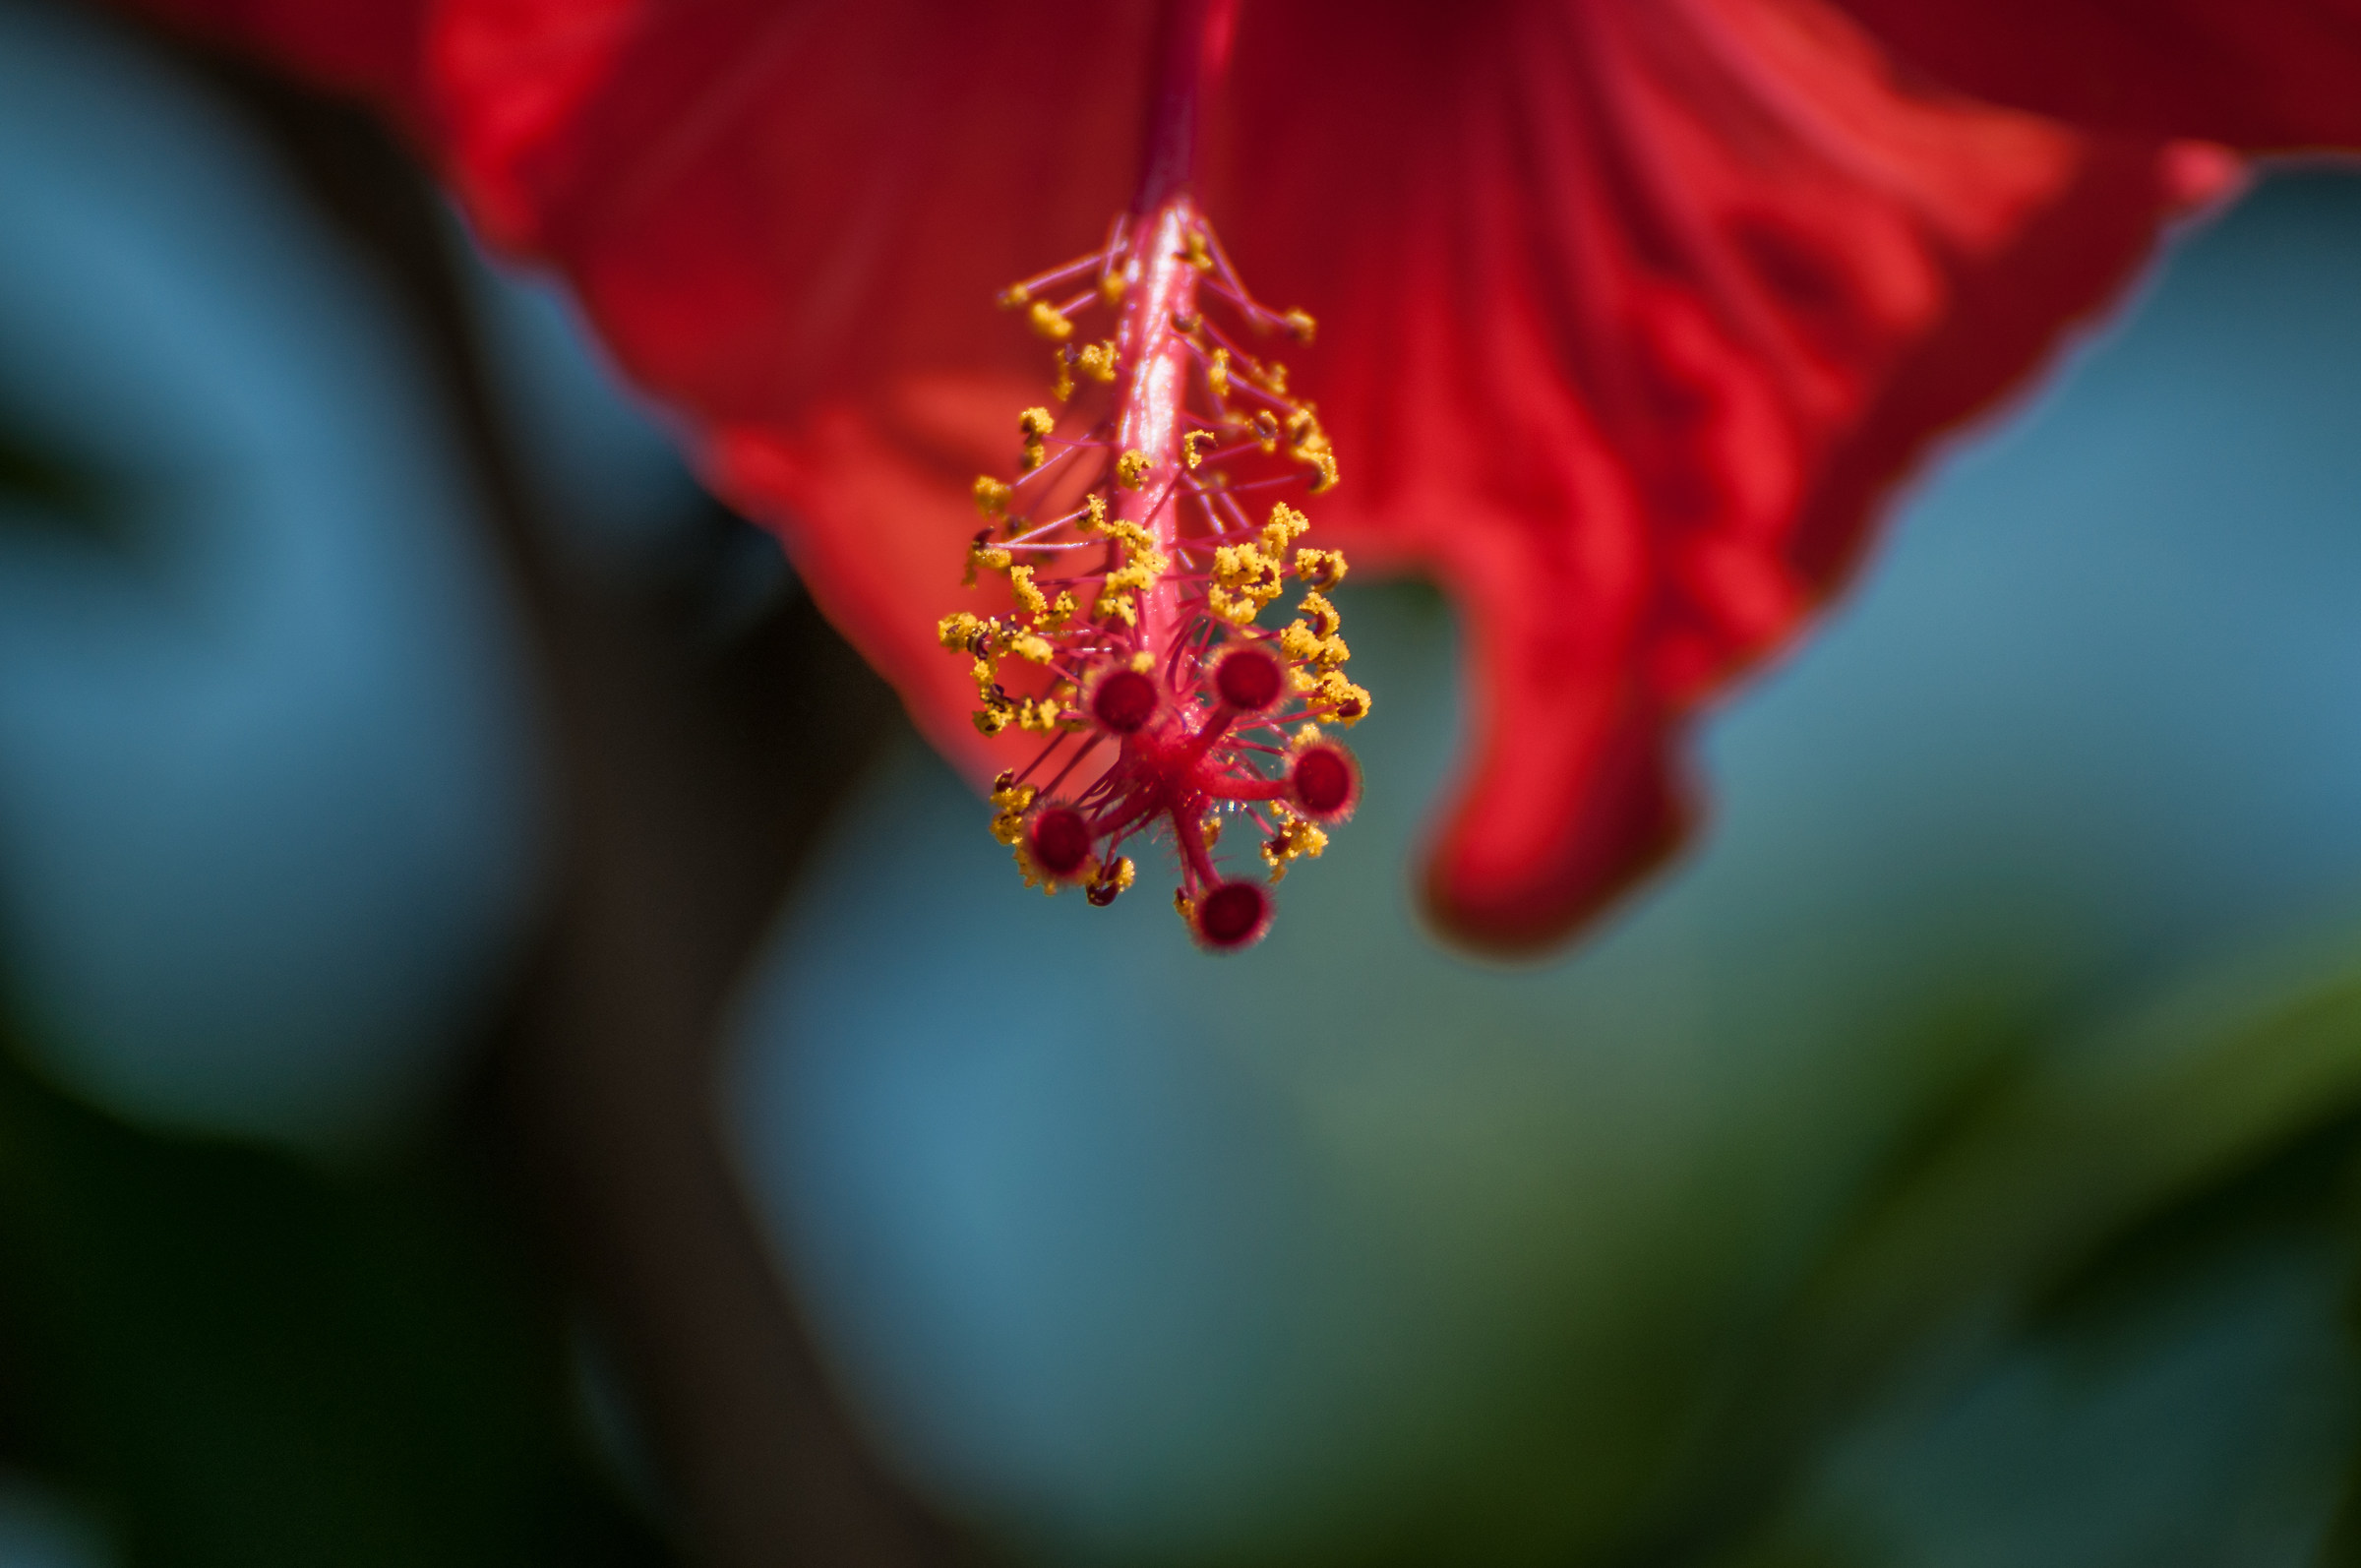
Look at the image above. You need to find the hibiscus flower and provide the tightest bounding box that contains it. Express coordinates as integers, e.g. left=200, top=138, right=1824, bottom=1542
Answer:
left=127, top=0, right=2232, bottom=950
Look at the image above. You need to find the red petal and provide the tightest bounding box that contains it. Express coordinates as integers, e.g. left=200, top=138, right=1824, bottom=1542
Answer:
left=1830, top=0, right=2361, bottom=151
left=1217, top=0, right=2230, bottom=948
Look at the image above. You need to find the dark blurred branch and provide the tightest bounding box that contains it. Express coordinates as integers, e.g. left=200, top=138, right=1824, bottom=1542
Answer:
left=138, top=26, right=963, bottom=1568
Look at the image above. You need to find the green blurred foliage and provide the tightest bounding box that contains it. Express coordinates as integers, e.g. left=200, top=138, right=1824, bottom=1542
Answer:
left=0, top=1011, right=667, bottom=1568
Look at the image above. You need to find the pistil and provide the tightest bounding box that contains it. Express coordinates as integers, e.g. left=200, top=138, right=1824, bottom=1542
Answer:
left=939, top=0, right=1369, bottom=950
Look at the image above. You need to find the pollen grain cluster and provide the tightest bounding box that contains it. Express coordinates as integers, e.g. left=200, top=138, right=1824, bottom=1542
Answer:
left=938, top=198, right=1368, bottom=951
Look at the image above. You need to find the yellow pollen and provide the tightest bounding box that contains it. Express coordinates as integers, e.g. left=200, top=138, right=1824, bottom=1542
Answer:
left=965, top=540, right=1012, bottom=583
left=1314, top=671, right=1371, bottom=724
left=1098, top=271, right=1126, bottom=307
left=1293, top=547, right=1348, bottom=588
left=1183, top=430, right=1217, bottom=470
left=1183, top=228, right=1214, bottom=271
left=1027, top=300, right=1072, bottom=341
left=1008, top=564, right=1050, bottom=618
left=1282, top=308, right=1317, bottom=344
left=997, top=283, right=1031, bottom=310
left=1298, top=590, right=1340, bottom=638
left=1116, top=450, right=1151, bottom=489
left=1079, top=340, right=1119, bottom=383
left=973, top=475, right=1012, bottom=517
left=1208, top=348, right=1231, bottom=401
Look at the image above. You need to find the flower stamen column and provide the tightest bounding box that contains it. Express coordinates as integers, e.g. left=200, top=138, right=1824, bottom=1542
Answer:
left=938, top=0, right=1368, bottom=950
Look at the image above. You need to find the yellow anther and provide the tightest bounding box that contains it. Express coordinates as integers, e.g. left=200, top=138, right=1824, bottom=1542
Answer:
left=1298, top=590, right=1340, bottom=638
left=989, top=774, right=1037, bottom=813
left=1080, top=494, right=1109, bottom=533
left=1201, top=814, right=1223, bottom=848
left=1098, top=271, right=1125, bottom=307
left=1094, top=587, right=1140, bottom=627
left=1027, top=300, right=1073, bottom=341
left=1208, top=587, right=1258, bottom=627
left=1293, top=547, right=1348, bottom=588
left=1086, top=855, right=1135, bottom=906
left=1018, top=407, right=1056, bottom=441
left=1282, top=308, right=1316, bottom=344
left=1292, top=723, right=1323, bottom=749
left=997, top=283, right=1031, bottom=310
left=1208, top=348, right=1231, bottom=401
left=1105, top=561, right=1160, bottom=597
left=1183, top=228, right=1214, bottom=271
left=965, top=539, right=1013, bottom=583
left=1279, top=621, right=1323, bottom=663
left=973, top=475, right=1012, bottom=517
left=1250, top=410, right=1281, bottom=451
left=1017, top=696, right=1063, bottom=733
left=1314, top=671, right=1371, bottom=724
left=1182, top=430, right=1217, bottom=470
left=1173, top=888, right=1194, bottom=922
left=1259, top=502, right=1309, bottom=558
left=974, top=706, right=1011, bottom=736
left=1300, top=448, right=1340, bottom=493
left=938, top=611, right=988, bottom=651
left=1211, top=542, right=1284, bottom=626
left=1128, top=649, right=1156, bottom=674
left=1262, top=362, right=1290, bottom=394
left=1116, top=450, right=1151, bottom=489
left=1053, top=352, right=1074, bottom=401
left=1012, top=634, right=1055, bottom=665
left=1043, top=590, right=1076, bottom=632
left=1259, top=810, right=1330, bottom=880
left=1008, top=564, right=1050, bottom=618
left=1079, top=340, right=1119, bottom=383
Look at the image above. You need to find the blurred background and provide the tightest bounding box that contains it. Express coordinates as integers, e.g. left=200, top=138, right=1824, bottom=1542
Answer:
left=8, top=1, right=2361, bottom=1564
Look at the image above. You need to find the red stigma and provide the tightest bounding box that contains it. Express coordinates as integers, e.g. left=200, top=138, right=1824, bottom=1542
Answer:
left=1191, top=880, right=1272, bottom=950
left=1213, top=644, right=1285, bottom=711
left=1090, top=666, right=1161, bottom=733
left=1027, top=806, right=1095, bottom=880
left=1290, top=741, right=1360, bottom=820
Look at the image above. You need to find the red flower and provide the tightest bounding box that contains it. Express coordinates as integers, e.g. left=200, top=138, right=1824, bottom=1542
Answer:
left=132, top=0, right=2233, bottom=950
